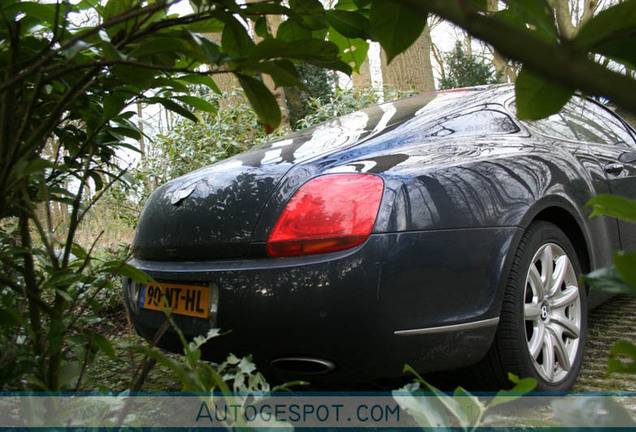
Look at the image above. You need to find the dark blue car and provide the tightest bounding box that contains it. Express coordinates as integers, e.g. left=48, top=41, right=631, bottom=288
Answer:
left=123, top=85, right=636, bottom=391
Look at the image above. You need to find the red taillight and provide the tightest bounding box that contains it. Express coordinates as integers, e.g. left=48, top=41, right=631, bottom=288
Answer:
left=266, top=174, right=384, bottom=257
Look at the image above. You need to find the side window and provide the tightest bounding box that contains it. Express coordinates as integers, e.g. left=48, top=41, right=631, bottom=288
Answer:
left=525, top=113, right=580, bottom=141
left=426, top=109, right=519, bottom=138
left=560, top=101, right=609, bottom=143
left=578, top=100, right=636, bottom=147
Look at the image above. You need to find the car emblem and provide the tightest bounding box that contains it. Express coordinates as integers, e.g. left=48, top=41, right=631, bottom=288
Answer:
left=540, top=305, right=549, bottom=320
left=170, top=185, right=196, bottom=206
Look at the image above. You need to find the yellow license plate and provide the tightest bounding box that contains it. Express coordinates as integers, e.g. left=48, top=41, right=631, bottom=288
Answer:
left=139, top=282, right=210, bottom=318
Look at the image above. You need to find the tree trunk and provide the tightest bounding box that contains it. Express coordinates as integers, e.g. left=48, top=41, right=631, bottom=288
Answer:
left=245, top=2, right=290, bottom=129
left=431, top=42, right=446, bottom=84
left=380, top=22, right=435, bottom=94
left=549, top=0, right=577, bottom=38
left=549, top=0, right=598, bottom=39
left=352, top=56, right=372, bottom=90
left=488, top=0, right=512, bottom=83
left=202, top=32, right=238, bottom=96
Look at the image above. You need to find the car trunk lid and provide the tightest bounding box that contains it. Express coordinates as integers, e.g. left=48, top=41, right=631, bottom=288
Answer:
left=133, top=161, right=291, bottom=260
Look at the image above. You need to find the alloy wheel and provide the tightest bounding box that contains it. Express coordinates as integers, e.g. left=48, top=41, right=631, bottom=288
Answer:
left=523, top=243, right=582, bottom=383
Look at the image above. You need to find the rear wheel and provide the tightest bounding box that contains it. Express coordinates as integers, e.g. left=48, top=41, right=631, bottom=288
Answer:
left=480, top=221, right=587, bottom=391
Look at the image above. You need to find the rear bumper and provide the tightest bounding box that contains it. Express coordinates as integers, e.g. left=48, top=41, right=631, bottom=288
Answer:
left=124, top=227, right=520, bottom=383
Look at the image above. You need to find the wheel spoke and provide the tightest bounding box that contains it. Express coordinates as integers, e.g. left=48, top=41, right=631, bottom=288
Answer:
left=525, top=302, right=542, bottom=321
left=550, top=285, right=579, bottom=310
left=540, top=245, right=554, bottom=289
left=542, top=332, right=556, bottom=381
left=528, top=265, right=545, bottom=300
left=551, top=315, right=580, bottom=339
left=550, top=255, right=568, bottom=296
left=529, top=321, right=545, bottom=359
left=549, top=327, right=572, bottom=372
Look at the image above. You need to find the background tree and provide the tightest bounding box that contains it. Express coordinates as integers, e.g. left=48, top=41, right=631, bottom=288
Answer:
left=285, top=64, right=335, bottom=129
left=438, top=41, right=500, bottom=89
left=379, top=23, right=435, bottom=93
left=0, top=0, right=358, bottom=390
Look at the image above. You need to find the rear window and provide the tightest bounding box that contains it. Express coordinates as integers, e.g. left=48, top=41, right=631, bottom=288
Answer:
left=425, top=109, right=519, bottom=138
left=511, top=99, right=636, bottom=147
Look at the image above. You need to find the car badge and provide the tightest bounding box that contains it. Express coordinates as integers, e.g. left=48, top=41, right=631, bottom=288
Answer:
left=170, top=184, right=196, bottom=206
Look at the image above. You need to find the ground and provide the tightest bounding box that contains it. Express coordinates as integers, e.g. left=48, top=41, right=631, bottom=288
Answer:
left=574, top=294, right=636, bottom=392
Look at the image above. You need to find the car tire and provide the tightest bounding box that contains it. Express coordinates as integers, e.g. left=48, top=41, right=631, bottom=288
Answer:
left=477, top=221, right=587, bottom=392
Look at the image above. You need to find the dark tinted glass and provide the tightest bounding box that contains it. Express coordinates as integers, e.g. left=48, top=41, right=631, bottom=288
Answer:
left=525, top=113, right=579, bottom=141
left=574, top=100, right=635, bottom=146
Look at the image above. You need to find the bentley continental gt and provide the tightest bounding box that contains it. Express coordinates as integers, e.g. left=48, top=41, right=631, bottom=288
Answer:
left=123, top=85, right=636, bottom=391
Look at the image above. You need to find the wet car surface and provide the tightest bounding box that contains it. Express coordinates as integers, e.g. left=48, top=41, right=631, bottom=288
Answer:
left=124, top=85, right=636, bottom=390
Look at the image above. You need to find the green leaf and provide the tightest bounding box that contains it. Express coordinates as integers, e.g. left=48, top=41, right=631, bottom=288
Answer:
left=102, top=0, right=135, bottom=21
left=44, top=272, right=82, bottom=289
left=103, top=92, right=129, bottom=120
left=467, top=0, right=488, bottom=11
left=252, top=38, right=346, bottom=70
left=182, top=18, right=224, bottom=34
left=488, top=373, right=536, bottom=408
left=607, top=340, right=636, bottom=375
left=63, top=40, right=90, bottom=60
left=392, top=377, right=449, bottom=428
left=453, top=387, right=484, bottom=425
left=276, top=18, right=313, bottom=42
left=153, top=77, right=190, bottom=93
left=254, top=17, right=270, bottom=39
left=249, top=60, right=306, bottom=89
left=147, top=97, right=198, bottom=123
left=221, top=14, right=255, bottom=57
left=417, top=382, right=470, bottom=427
left=89, top=170, right=104, bottom=191
left=5, top=2, right=64, bottom=26
left=128, top=345, right=198, bottom=390
left=176, top=96, right=217, bottom=113
left=328, top=30, right=369, bottom=73
left=613, top=251, right=636, bottom=291
left=129, top=37, right=194, bottom=58
left=354, top=0, right=372, bottom=8
left=177, top=74, right=221, bottom=94
left=575, top=1, right=636, bottom=68
left=13, top=157, right=54, bottom=178
left=515, top=67, right=573, bottom=120
left=70, top=243, right=88, bottom=260
left=336, top=0, right=365, bottom=11
left=102, top=261, right=155, bottom=284
left=243, top=3, right=289, bottom=15
left=237, top=74, right=281, bottom=130
left=112, top=65, right=157, bottom=89
left=501, top=0, right=557, bottom=41
left=0, top=308, right=19, bottom=327
left=93, top=333, right=116, bottom=360
left=109, top=125, right=142, bottom=141
left=289, top=0, right=328, bottom=30
left=191, top=33, right=222, bottom=65
left=370, top=0, right=427, bottom=64
left=54, top=289, right=74, bottom=303
left=587, top=194, right=636, bottom=224
left=251, top=38, right=289, bottom=59
left=326, top=10, right=370, bottom=39
left=581, top=266, right=636, bottom=295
